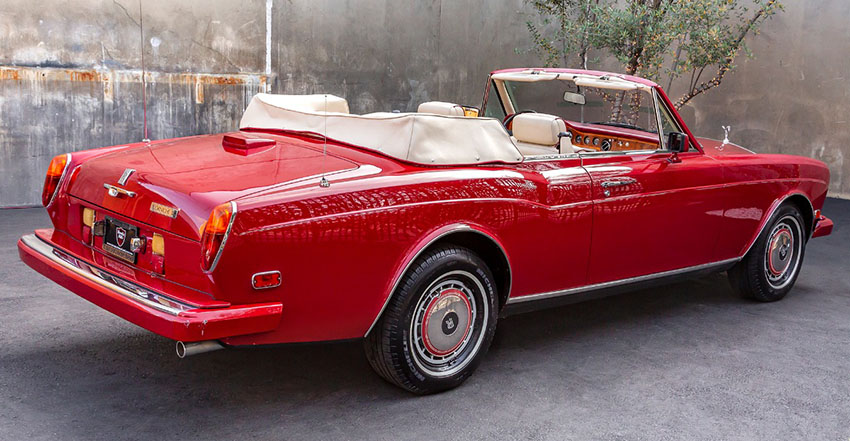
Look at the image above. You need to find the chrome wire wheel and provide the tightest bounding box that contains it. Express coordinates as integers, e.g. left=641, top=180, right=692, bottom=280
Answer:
left=763, top=215, right=803, bottom=290
left=409, top=270, right=488, bottom=378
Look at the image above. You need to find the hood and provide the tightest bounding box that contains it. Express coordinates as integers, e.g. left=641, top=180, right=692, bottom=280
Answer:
left=697, top=137, right=756, bottom=156
left=69, top=132, right=358, bottom=240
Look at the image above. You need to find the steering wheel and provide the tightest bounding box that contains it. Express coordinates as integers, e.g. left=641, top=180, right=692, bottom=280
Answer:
left=502, top=110, right=537, bottom=134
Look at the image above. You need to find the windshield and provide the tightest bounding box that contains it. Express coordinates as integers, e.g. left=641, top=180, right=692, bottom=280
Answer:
left=503, top=80, right=659, bottom=134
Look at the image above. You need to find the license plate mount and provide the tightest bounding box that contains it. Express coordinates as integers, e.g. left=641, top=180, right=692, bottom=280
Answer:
left=103, top=216, right=139, bottom=264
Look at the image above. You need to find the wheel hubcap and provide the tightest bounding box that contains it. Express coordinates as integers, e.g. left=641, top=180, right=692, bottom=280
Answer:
left=767, top=226, right=793, bottom=276
left=763, top=215, right=802, bottom=289
left=410, top=270, right=487, bottom=377
left=422, top=289, right=472, bottom=356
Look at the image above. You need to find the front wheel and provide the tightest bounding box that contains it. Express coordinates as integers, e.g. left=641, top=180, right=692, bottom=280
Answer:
left=364, top=245, right=498, bottom=394
left=728, top=204, right=807, bottom=302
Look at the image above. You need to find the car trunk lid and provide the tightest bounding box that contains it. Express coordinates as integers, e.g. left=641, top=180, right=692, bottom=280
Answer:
left=69, top=132, right=358, bottom=240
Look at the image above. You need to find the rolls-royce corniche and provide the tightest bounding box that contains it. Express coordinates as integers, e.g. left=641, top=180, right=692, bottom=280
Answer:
left=18, top=68, right=834, bottom=394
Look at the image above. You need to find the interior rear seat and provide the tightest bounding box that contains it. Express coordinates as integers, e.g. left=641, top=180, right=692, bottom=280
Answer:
left=512, top=113, right=575, bottom=156
left=417, top=101, right=465, bottom=116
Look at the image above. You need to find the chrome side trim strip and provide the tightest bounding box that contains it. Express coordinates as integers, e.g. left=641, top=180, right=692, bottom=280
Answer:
left=21, top=234, right=192, bottom=315
left=205, top=201, right=237, bottom=274
left=364, top=225, right=513, bottom=338
left=505, top=257, right=741, bottom=305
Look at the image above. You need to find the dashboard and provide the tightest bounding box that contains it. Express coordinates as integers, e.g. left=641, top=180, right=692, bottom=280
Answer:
left=566, top=121, right=660, bottom=152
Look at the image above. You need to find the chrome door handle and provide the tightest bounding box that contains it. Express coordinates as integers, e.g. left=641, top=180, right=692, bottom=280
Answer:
left=600, top=178, right=636, bottom=188
left=103, top=183, right=136, bottom=198
left=600, top=178, right=636, bottom=197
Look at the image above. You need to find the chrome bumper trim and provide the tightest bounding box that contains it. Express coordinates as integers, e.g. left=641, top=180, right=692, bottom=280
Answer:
left=21, top=234, right=192, bottom=315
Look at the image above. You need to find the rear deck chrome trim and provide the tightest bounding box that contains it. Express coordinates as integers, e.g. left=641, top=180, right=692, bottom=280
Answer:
left=21, top=233, right=192, bottom=315
left=506, top=257, right=741, bottom=305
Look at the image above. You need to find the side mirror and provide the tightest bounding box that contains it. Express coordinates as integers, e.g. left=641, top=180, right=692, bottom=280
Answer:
left=667, top=132, right=688, bottom=153
left=667, top=132, right=687, bottom=163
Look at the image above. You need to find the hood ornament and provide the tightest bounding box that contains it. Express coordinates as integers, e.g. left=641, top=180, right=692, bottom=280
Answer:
left=718, top=125, right=731, bottom=150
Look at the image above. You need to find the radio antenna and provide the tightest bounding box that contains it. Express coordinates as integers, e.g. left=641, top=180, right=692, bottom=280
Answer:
left=319, top=94, right=330, bottom=188
left=139, top=0, right=149, bottom=143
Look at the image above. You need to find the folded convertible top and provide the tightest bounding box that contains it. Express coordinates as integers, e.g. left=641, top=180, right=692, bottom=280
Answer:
left=239, top=93, right=522, bottom=166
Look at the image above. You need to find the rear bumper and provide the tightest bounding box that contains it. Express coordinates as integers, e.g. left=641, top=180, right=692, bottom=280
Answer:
left=18, top=233, right=282, bottom=342
left=812, top=214, right=833, bottom=239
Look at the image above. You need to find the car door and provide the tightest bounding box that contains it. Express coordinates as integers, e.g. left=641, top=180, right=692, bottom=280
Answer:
left=581, top=148, right=726, bottom=285
left=509, top=156, right=594, bottom=297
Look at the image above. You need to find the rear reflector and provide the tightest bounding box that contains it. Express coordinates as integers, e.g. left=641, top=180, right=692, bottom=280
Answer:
left=252, top=271, right=281, bottom=290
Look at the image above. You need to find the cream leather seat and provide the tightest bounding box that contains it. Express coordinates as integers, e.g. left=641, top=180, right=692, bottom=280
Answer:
left=512, top=113, right=575, bottom=156
left=417, top=101, right=465, bottom=117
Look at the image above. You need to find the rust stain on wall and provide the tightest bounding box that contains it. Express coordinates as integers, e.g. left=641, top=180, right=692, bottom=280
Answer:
left=0, top=66, right=268, bottom=87
left=0, top=66, right=269, bottom=88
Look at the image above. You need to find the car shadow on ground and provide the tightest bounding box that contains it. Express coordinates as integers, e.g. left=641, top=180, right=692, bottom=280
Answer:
left=4, top=269, right=809, bottom=439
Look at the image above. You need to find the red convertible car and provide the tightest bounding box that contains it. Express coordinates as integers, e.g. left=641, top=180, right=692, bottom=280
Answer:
left=18, top=68, right=833, bottom=394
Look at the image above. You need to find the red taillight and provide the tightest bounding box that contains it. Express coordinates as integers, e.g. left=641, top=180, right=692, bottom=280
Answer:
left=42, top=154, right=70, bottom=207
left=200, top=202, right=236, bottom=271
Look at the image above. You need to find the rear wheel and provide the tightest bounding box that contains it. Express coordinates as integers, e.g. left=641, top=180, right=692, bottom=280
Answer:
left=729, top=204, right=807, bottom=302
left=364, top=245, right=498, bottom=394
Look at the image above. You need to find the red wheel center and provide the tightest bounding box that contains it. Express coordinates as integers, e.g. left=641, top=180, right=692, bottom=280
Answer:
left=767, top=227, right=793, bottom=276
left=421, top=289, right=472, bottom=356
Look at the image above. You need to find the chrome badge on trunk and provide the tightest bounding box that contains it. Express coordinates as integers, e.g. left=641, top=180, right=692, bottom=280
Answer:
left=150, top=202, right=180, bottom=219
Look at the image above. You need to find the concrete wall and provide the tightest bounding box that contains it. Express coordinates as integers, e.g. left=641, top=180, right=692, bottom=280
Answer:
left=675, top=0, right=850, bottom=199
left=1, top=0, right=848, bottom=206
left=0, top=0, right=271, bottom=207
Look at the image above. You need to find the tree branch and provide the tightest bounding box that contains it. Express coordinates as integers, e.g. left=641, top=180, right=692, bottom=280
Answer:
left=675, top=0, right=778, bottom=109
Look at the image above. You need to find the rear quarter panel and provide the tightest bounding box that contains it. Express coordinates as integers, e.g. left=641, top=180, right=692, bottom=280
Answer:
left=216, top=161, right=592, bottom=345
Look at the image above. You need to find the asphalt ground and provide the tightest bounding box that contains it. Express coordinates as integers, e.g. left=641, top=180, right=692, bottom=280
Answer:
left=1, top=198, right=848, bottom=440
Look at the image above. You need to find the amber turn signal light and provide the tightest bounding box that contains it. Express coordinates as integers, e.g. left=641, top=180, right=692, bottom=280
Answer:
left=200, top=202, right=236, bottom=271
left=42, top=154, right=70, bottom=207
left=151, top=233, right=165, bottom=256
left=82, top=207, right=96, bottom=227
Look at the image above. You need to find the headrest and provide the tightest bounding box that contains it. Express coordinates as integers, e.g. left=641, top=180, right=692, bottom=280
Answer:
left=417, top=101, right=465, bottom=117
left=512, top=113, right=566, bottom=146
left=249, top=94, right=350, bottom=114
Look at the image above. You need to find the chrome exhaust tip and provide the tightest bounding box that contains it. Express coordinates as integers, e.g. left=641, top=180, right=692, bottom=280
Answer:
left=176, top=340, right=224, bottom=358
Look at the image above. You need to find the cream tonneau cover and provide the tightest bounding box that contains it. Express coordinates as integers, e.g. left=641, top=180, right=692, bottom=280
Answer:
left=240, top=93, right=523, bottom=165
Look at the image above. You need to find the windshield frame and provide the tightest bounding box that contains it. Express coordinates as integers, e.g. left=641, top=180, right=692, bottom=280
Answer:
left=482, top=70, right=704, bottom=156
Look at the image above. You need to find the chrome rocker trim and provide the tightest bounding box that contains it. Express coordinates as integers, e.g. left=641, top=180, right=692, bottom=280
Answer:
left=505, top=257, right=741, bottom=306
left=20, top=233, right=193, bottom=315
